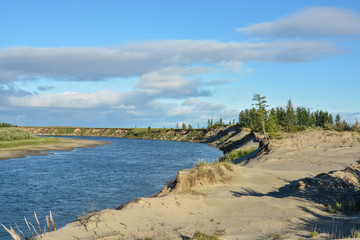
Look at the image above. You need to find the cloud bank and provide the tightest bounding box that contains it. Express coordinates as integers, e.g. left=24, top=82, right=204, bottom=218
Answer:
left=0, top=40, right=342, bottom=84
left=238, top=7, right=360, bottom=39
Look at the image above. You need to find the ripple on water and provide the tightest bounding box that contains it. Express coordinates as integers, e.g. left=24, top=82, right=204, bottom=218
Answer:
left=0, top=136, right=222, bottom=240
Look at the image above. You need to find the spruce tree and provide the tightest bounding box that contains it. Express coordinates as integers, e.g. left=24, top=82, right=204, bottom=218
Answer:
left=335, top=114, right=341, bottom=124
left=252, top=94, right=269, bottom=135
left=285, top=98, right=296, bottom=131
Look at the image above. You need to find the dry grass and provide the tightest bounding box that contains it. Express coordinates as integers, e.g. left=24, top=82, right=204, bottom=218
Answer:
left=189, top=161, right=234, bottom=187
left=218, top=147, right=257, bottom=162
left=1, top=210, right=57, bottom=240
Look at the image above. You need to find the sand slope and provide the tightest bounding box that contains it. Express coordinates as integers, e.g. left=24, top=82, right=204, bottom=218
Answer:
left=33, top=130, right=360, bottom=239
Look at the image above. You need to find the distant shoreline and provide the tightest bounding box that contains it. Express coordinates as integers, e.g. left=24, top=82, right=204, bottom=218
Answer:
left=0, top=137, right=109, bottom=160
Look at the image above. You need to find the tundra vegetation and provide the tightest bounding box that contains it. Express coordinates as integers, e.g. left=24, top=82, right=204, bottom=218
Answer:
left=0, top=126, right=58, bottom=148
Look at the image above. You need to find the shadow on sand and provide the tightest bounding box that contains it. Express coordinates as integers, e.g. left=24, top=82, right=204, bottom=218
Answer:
left=230, top=177, right=360, bottom=237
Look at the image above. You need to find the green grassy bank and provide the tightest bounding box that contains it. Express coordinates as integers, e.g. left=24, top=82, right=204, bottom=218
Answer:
left=0, top=127, right=59, bottom=148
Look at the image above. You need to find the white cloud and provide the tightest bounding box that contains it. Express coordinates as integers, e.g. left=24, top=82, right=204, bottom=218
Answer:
left=137, top=66, right=211, bottom=98
left=218, top=61, right=243, bottom=73
left=0, top=40, right=343, bottom=84
left=238, top=7, right=360, bottom=39
left=37, top=85, right=55, bottom=91
left=182, top=97, right=199, bottom=106
left=206, top=78, right=236, bottom=86
left=169, top=99, right=237, bottom=122
left=138, top=67, right=193, bottom=90
left=9, top=90, right=122, bottom=108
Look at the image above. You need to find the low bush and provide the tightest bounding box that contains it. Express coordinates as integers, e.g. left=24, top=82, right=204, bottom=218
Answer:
left=191, top=230, right=220, bottom=240
left=0, top=128, right=35, bottom=141
left=218, top=147, right=257, bottom=162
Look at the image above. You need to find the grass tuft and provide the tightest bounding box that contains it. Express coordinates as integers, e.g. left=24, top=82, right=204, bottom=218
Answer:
left=310, top=230, right=319, bottom=238
left=350, top=228, right=360, bottom=238
left=195, top=159, right=207, bottom=168
left=191, top=230, right=220, bottom=240
left=218, top=147, right=257, bottom=162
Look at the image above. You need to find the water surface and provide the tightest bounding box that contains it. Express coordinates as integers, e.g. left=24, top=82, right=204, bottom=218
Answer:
left=0, top=136, right=222, bottom=239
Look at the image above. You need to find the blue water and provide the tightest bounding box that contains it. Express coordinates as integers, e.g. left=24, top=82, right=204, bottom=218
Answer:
left=0, top=136, right=222, bottom=239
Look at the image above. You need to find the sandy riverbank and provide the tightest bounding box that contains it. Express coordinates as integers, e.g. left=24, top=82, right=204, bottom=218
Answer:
left=29, top=130, right=360, bottom=240
left=0, top=137, right=109, bottom=160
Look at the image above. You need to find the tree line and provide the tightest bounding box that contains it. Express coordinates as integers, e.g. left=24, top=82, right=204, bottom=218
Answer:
left=239, top=94, right=359, bottom=135
left=0, top=122, right=17, bottom=128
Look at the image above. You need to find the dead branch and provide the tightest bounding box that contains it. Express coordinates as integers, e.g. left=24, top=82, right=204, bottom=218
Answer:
left=1, top=224, right=22, bottom=240
left=15, top=223, right=28, bottom=240
left=34, top=211, right=42, bottom=234
left=46, top=215, right=51, bottom=232
left=28, top=220, right=38, bottom=235
left=50, top=210, right=56, bottom=231
left=24, top=216, right=34, bottom=237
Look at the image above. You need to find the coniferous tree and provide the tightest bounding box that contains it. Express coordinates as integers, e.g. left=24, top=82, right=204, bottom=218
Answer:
left=335, top=114, right=341, bottom=124
left=239, top=110, right=251, bottom=127
left=328, top=113, right=334, bottom=125
left=252, top=94, right=269, bottom=135
left=275, top=107, right=286, bottom=128
left=285, top=98, right=296, bottom=131
left=335, top=114, right=341, bottom=129
left=267, top=108, right=280, bottom=134
left=310, top=112, right=316, bottom=127
left=353, top=120, right=360, bottom=132
left=249, top=107, right=259, bottom=130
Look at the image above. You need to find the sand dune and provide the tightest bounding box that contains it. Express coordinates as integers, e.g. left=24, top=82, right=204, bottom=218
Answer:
left=34, top=130, right=360, bottom=239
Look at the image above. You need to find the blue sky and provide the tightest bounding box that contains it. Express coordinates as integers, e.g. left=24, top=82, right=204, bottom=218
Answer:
left=1, top=0, right=360, bottom=127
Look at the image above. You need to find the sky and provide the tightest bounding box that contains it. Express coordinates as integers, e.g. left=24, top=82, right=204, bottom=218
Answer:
left=1, top=0, right=360, bottom=128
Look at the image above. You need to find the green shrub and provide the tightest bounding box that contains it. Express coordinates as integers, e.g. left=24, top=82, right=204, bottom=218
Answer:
left=0, top=128, right=35, bottom=141
left=191, top=230, right=220, bottom=240
left=218, top=147, right=257, bottom=162
left=310, top=230, right=319, bottom=238
left=195, top=159, right=207, bottom=168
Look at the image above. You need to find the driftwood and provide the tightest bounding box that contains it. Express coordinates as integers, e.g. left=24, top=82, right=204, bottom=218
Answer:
left=24, top=216, right=34, bottom=237
left=15, top=223, right=28, bottom=240
left=1, top=224, right=22, bottom=240
left=49, top=210, right=56, bottom=231
left=1, top=210, right=56, bottom=240
left=34, top=211, right=42, bottom=234
left=46, top=215, right=51, bottom=232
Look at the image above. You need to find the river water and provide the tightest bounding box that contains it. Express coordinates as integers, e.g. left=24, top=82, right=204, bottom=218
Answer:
left=0, top=136, right=222, bottom=239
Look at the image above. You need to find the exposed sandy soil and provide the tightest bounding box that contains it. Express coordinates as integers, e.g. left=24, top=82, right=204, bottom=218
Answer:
left=29, top=130, right=360, bottom=239
left=0, top=138, right=109, bottom=160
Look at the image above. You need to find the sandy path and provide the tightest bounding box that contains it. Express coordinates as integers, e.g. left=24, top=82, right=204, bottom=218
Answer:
left=31, top=131, right=360, bottom=239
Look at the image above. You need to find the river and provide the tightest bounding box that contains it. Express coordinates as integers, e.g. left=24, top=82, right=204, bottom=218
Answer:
left=0, top=136, right=222, bottom=239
